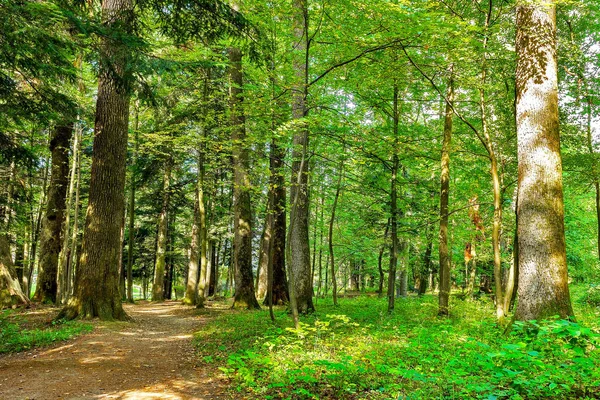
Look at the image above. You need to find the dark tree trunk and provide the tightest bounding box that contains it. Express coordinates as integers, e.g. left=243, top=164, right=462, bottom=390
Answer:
left=34, top=124, right=72, bottom=304
left=229, top=44, right=260, bottom=310
left=514, top=0, right=573, bottom=320
left=58, top=0, right=132, bottom=320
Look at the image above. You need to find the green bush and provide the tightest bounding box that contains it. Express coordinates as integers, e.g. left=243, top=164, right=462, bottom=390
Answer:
left=579, top=284, right=600, bottom=307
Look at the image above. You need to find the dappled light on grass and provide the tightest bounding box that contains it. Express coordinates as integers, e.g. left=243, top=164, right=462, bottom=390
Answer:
left=197, top=292, right=600, bottom=399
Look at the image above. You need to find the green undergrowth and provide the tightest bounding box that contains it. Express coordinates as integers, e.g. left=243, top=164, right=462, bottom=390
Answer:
left=0, top=309, right=93, bottom=353
left=195, top=289, right=600, bottom=399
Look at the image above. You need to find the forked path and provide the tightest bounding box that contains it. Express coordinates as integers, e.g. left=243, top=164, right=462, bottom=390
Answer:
left=0, top=301, right=228, bottom=400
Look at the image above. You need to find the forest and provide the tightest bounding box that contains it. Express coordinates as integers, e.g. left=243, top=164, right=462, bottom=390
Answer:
left=1, top=0, right=600, bottom=398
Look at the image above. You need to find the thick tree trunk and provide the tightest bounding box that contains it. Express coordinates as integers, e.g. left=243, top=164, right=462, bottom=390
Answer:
left=152, top=159, right=171, bottom=301
left=514, top=0, right=573, bottom=321
left=58, top=0, right=132, bottom=321
left=0, top=234, right=29, bottom=308
left=34, top=124, right=72, bottom=304
left=229, top=45, right=260, bottom=310
left=269, top=140, right=289, bottom=305
left=288, top=0, right=313, bottom=316
left=438, top=71, right=454, bottom=317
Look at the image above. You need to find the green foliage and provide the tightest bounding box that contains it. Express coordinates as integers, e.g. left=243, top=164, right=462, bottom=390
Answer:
left=196, top=292, right=600, bottom=399
left=0, top=310, right=93, bottom=353
left=579, top=284, right=600, bottom=308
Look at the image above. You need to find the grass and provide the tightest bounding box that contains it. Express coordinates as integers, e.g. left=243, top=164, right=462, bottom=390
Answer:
left=195, top=286, right=600, bottom=399
left=0, top=308, right=93, bottom=354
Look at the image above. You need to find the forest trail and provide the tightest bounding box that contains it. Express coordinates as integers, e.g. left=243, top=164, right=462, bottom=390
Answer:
left=0, top=301, right=228, bottom=400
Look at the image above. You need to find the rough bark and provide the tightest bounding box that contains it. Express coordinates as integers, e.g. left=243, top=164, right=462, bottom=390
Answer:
left=229, top=44, right=260, bottom=310
left=183, top=178, right=201, bottom=306
left=270, top=139, right=289, bottom=305
left=288, top=0, right=313, bottom=315
left=58, top=0, right=132, bottom=321
left=256, top=201, right=271, bottom=301
left=438, top=71, right=454, bottom=317
left=514, top=0, right=573, bottom=321
left=152, top=159, right=171, bottom=301
left=0, top=234, right=29, bottom=308
left=34, top=124, right=72, bottom=304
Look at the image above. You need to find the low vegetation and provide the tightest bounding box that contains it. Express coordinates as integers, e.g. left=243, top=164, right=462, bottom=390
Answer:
left=196, top=287, right=600, bottom=399
left=0, top=309, right=93, bottom=354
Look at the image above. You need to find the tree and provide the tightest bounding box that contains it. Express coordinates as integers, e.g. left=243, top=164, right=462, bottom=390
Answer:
left=514, top=0, right=573, bottom=321
left=438, top=71, right=454, bottom=317
left=34, top=124, right=73, bottom=304
left=288, top=0, right=314, bottom=315
left=59, top=0, right=133, bottom=320
left=229, top=39, right=260, bottom=309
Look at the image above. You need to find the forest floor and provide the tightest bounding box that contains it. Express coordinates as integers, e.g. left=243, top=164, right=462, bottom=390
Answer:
left=0, top=301, right=230, bottom=400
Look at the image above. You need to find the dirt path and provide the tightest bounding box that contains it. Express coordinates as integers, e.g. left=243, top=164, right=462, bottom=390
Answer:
left=0, top=301, right=229, bottom=400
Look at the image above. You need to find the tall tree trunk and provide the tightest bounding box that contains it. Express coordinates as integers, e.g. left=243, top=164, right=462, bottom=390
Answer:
left=387, top=84, right=399, bottom=313
left=270, top=139, right=289, bottom=305
left=57, top=123, right=80, bottom=304
left=66, top=140, right=82, bottom=302
left=514, top=0, right=573, bottom=321
left=59, top=0, right=132, bottom=320
left=152, top=159, right=172, bottom=301
left=34, top=124, right=72, bottom=304
left=229, top=44, right=260, bottom=310
left=328, top=161, right=343, bottom=307
left=438, top=70, right=454, bottom=317
left=289, top=0, right=313, bottom=316
left=125, top=103, right=139, bottom=303
left=184, top=168, right=201, bottom=306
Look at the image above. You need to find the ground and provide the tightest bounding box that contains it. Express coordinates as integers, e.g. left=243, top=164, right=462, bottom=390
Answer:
left=0, top=301, right=228, bottom=400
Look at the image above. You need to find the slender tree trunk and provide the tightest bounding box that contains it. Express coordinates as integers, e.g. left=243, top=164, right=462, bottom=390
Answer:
left=229, top=43, right=260, bottom=310
left=328, top=161, right=343, bottom=306
left=377, top=220, right=390, bottom=297
left=514, top=0, right=573, bottom=321
left=387, top=84, right=400, bottom=313
left=59, top=0, right=132, bottom=320
left=256, top=201, right=271, bottom=301
left=317, top=194, right=325, bottom=298
left=289, top=0, right=313, bottom=316
left=34, top=124, right=73, bottom=304
left=67, top=141, right=82, bottom=302
left=438, top=70, right=454, bottom=317
left=184, top=173, right=201, bottom=306
left=152, top=159, right=171, bottom=301
left=57, top=123, right=80, bottom=304
left=125, top=103, right=139, bottom=303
